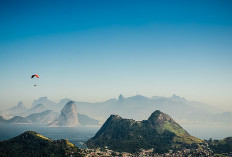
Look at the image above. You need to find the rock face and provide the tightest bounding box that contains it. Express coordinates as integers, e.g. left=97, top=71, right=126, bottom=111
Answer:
left=86, top=110, right=202, bottom=153
left=49, top=101, right=79, bottom=127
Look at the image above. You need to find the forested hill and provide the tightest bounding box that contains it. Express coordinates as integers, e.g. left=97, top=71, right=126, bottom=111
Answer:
left=87, top=110, right=202, bottom=153
left=0, top=131, right=84, bottom=157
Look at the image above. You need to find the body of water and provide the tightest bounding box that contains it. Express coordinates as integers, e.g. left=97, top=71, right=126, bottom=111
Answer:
left=0, top=124, right=100, bottom=148
left=182, top=124, right=232, bottom=140
left=0, top=123, right=231, bottom=148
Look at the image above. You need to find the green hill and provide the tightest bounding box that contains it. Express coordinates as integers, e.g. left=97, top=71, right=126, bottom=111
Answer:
left=0, top=131, right=83, bottom=157
left=86, top=110, right=202, bottom=153
left=208, top=137, right=232, bottom=156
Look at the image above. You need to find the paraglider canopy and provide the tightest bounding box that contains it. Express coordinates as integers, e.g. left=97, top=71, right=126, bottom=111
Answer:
left=31, top=74, right=39, bottom=86
left=31, top=74, right=39, bottom=79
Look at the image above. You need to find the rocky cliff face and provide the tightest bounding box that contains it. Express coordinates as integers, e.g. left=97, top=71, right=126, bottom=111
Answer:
left=87, top=110, right=202, bottom=153
left=49, top=101, right=79, bottom=127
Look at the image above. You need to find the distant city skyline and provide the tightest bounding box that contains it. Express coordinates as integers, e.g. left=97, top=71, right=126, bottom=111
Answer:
left=0, top=0, right=232, bottom=111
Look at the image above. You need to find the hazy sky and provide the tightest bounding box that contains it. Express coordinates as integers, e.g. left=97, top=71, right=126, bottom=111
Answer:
left=0, top=0, right=232, bottom=110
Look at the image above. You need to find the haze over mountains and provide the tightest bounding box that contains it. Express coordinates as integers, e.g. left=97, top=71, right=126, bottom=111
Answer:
left=0, top=99, right=100, bottom=126
left=0, top=94, right=231, bottom=125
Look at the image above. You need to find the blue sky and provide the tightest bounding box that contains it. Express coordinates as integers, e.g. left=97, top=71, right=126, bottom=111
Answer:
left=0, top=0, right=232, bottom=109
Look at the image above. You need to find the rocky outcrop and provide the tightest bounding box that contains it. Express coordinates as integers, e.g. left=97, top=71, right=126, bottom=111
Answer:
left=49, top=101, right=79, bottom=127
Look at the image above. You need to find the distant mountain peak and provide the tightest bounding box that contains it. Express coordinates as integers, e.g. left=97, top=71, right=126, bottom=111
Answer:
left=170, top=94, right=187, bottom=101
left=17, top=101, right=24, bottom=107
left=49, top=101, right=79, bottom=127
left=118, top=94, right=125, bottom=103
left=38, top=96, right=48, bottom=100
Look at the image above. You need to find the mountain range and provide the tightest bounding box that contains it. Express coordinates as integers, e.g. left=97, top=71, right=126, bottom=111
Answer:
left=0, top=101, right=99, bottom=126
left=0, top=111, right=231, bottom=156
left=1, top=94, right=231, bottom=125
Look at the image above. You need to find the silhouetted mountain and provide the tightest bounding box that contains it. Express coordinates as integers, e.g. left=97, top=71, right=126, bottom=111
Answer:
left=32, top=97, right=72, bottom=112
left=7, top=116, right=31, bottom=124
left=49, top=101, right=79, bottom=127
left=86, top=110, right=202, bottom=153
left=78, top=113, right=100, bottom=126
left=21, top=104, right=46, bottom=116
left=118, top=94, right=125, bottom=104
left=32, top=96, right=56, bottom=110
left=75, top=94, right=232, bottom=125
left=0, top=131, right=83, bottom=157
left=0, top=101, right=27, bottom=116
left=2, top=94, right=231, bottom=125
left=26, top=110, right=59, bottom=124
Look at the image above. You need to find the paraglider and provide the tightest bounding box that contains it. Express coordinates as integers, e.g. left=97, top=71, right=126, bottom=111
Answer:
left=31, top=74, right=39, bottom=86
left=31, top=74, right=39, bottom=79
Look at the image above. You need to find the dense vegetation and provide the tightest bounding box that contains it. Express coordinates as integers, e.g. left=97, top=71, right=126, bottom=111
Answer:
left=87, top=110, right=202, bottom=153
left=0, top=131, right=83, bottom=157
left=208, top=137, right=232, bottom=155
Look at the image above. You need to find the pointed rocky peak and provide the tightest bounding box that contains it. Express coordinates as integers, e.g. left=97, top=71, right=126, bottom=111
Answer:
left=148, top=110, right=189, bottom=135
left=17, top=101, right=24, bottom=107
left=118, top=94, right=125, bottom=103
left=49, top=101, right=79, bottom=127
left=11, top=101, right=27, bottom=111
left=148, top=110, right=174, bottom=124
left=108, top=114, right=122, bottom=121
left=61, top=101, right=76, bottom=113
